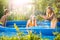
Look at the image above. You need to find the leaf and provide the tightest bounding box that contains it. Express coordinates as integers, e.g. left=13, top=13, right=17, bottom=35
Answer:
left=14, top=23, right=19, bottom=32
left=53, top=32, right=59, bottom=35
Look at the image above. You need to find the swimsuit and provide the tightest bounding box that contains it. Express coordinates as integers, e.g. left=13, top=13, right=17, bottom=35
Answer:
left=28, top=20, right=35, bottom=27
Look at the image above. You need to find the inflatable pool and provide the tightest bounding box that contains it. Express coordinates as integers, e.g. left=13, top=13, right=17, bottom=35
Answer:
left=0, top=20, right=60, bottom=36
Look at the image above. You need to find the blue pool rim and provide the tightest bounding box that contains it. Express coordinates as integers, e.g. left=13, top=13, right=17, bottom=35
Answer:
left=0, top=20, right=60, bottom=36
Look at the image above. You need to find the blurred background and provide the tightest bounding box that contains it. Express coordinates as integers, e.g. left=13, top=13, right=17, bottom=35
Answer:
left=0, top=0, right=60, bottom=21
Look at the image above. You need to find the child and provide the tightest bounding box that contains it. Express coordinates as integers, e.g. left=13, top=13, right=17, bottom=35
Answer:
left=0, top=9, right=9, bottom=26
left=26, top=14, right=37, bottom=28
left=40, top=6, right=57, bottom=28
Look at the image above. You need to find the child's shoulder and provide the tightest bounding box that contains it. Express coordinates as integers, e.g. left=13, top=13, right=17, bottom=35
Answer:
left=28, top=19, right=30, bottom=22
left=1, top=15, right=7, bottom=19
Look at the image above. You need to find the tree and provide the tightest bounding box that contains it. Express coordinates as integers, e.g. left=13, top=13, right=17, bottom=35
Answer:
left=0, top=0, right=4, bottom=18
left=0, top=0, right=8, bottom=18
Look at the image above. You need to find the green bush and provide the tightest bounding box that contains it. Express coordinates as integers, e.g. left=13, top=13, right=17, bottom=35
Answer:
left=54, top=33, right=60, bottom=40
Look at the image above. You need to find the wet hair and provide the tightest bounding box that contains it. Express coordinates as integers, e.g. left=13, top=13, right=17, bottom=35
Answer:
left=4, top=9, right=9, bottom=15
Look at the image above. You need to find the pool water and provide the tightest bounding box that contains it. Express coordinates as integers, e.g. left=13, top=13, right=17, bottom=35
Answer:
left=0, top=31, right=55, bottom=40
left=0, top=20, right=60, bottom=40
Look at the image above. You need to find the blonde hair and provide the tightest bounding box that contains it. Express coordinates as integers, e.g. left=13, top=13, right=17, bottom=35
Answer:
left=4, top=9, right=9, bottom=15
left=46, top=6, right=54, bottom=13
left=30, top=14, right=36, bottom=20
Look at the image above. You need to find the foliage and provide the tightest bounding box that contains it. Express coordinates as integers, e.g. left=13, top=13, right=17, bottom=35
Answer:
left=0, top=0, right=4, bottom=18
left=0, top=31, right=49, bottom=40
left=7, top=14, right=14, bottom=21
left=53, top=32, right=59, bottom=36
left=35, top=0, right=58, bottom=14
left=0, top=0, right=9, bottom=18
left=36, top=15, right=44, bottom=21
left=13, top=15, right=28, bottom=21
left=0, top=0, right=59, bottom=20
left=14, top=23, right=20, bottom=32
left=53, top=32, right=60, bottom=40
